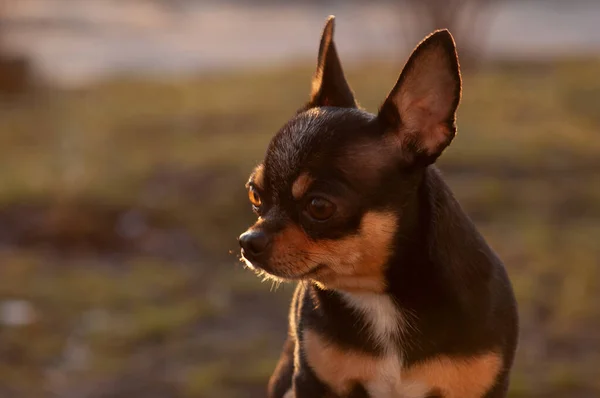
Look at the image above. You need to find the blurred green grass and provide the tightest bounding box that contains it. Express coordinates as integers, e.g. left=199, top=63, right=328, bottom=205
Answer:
left=0, top=58, right=599, bottom=397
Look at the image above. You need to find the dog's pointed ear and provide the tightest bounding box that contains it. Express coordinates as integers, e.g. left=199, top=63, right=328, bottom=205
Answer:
left=308, top=15, right=357, bottom=109
left=378, top=29, right=461, bottom=164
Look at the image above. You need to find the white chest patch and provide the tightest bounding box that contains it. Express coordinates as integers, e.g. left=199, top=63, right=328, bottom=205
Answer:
left=341, top=293, right=412, bottom=397
left=341, top=292, right=402, bottom=350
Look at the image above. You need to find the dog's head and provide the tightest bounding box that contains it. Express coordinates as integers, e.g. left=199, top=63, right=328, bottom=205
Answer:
left=238, top=16, right=461, bottom=293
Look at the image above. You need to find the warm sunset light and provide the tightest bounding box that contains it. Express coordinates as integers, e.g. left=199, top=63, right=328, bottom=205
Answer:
left=0, top=1, right=598, bottom=397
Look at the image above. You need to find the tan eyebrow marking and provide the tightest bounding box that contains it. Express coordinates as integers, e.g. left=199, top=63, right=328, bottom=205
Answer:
left=249, top=164, right=265, bottom=189
left=292, top=172, right=314, bottom=199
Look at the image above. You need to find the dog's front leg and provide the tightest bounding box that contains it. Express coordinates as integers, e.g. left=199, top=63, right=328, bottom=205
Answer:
left=292, top=362, right=337, bottom=398
left=267, top=331, right=334, bottom=398
left=292, top=368, right=331, bottom=397
left=267, top=335, right=295, bottom=398
left=292, top=367, right=370, bottom=398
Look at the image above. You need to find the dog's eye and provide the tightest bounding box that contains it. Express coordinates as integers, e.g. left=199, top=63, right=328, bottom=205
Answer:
left=306, top=197, right=336, bottom=221
left=248, top=186, right=262, bottom=208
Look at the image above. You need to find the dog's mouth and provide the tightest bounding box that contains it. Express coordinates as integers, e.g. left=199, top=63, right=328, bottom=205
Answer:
left=240, top=254, right=325, bottom=281
left=298, top=263, right=325, bottom=278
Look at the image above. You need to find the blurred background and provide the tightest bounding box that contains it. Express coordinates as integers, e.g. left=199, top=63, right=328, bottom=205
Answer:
left=0, top=0, right=599, bottom=397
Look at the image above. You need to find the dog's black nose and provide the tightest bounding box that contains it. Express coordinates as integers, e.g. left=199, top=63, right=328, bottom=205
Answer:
left=238, top=230, right=271, bottom=258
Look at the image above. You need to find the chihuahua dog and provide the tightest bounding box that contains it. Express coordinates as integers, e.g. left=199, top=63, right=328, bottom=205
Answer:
left=238, top=16, right=518, bottom=398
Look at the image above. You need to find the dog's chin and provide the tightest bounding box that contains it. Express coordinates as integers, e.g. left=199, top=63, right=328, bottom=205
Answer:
left=241, top=257, right=324, bottom=281
left=241, top=257, right=283, bottom=281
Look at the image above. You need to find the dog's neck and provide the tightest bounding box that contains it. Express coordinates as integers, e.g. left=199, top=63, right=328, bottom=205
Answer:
left=384, top=166, right=496, bottom=315
left=306, top=166, right=496, bottom=342
left=305, top=282, right=401, bottom=356
left=303, top=166, right=499, bottom=354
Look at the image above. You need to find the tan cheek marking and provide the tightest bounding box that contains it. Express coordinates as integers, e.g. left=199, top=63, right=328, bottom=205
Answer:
left=292, top=172, right=314, bottom=199
left=270, top=212, right=397, bottom=292
left=303, top=329, right=380, bottom=396
left=312, top=211, right=396, bottom=292
left=403, top=352, right=502, bottom=398
left=269, top=224, right=314, bottom=277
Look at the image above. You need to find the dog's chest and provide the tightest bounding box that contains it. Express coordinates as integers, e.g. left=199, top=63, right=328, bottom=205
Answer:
left=304, top=293, right=434, bottom=397
left=341, top=292, right=401, bottom=352
left=341, top=293, right=410, bottom=397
